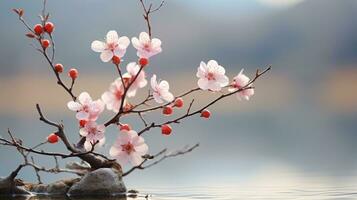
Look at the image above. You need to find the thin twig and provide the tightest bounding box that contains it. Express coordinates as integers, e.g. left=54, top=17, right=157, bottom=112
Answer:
left=123, top=143, right=199, bottom=176
left=138, top=0, right=165, bottom=38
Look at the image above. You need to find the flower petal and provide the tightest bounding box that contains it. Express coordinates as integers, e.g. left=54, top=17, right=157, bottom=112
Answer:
left=78, top=92, right=92, bottom=104
left=130, top=152, right=144, bottom=166
left=91, top=40, right=106, bottom=52
left=139, top=32, right=150, bottom=43
left=106, top=30, right=118, bottom=44
left=198, top=78, right=209, bottom=90
left=207, top=81, right=222, bottom=92
left=135, top=143, right=148, bottom=154
left=153, top=92, right=163, bottom=103
left=116, top=152, right=129, bottom=166
left=131, top=37, right=141, bottom=49
left=151, top=74, right=158, bottom=90
left=159, top=80, right=170, bottom=91
left=118, top=36, right=130, bottom=49
left=207, top=60, right=219, bottom=68
left=114, top=48, right=126, bottom=58
left=151, top=38, right=161, bottom=48
left=109, top=145, right=120, bottom=157
left=217, top=75, right=229, bottom=87
left=67, top=101, right=82, bottom=111
left=76, top=111, right=89, bottom=120
left=79, top=128, right=88, bottom=137
left=162, top=92, right=174, bottom=102
left=100, top=50, right=114, bottom=62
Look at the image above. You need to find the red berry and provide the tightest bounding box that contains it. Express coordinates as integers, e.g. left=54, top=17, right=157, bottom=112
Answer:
left=41, top=39, right=50, bottom=49
left=112, top=55, right=121, bottom=65
left=139, top=58, right=149, bottom=66
left=54, top=63, right=64, bottom=73
left=174, top=98, right=184, bottom=108
left=161, top=124, right=172, bottom=135
left=68, top=68, right=78, bottom=79
left=33, top=24, right=43, bottom=35
left=44, top=22, right=54, bottom=34
left=79, top=120, right=87, bottom=127
left=162, top=106, right=173, bottom=115
left=200, top=109, right=211, bottom=119
left=47, top=133, right=59, bottom=144
left=120, top=124, right=131, bottom=131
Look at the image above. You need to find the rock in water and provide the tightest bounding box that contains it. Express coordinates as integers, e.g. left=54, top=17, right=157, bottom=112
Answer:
left=67, top=168, right=126, bottom=196
left=26, top=178, right=80, bottom=195
left=0, top=177, right=30, bottom=196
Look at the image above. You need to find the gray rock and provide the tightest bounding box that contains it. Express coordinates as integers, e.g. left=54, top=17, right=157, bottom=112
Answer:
left=27, top=178, right=80, bottom=195
left=68, top=168, right=126, bottom=196
left=0, top=177, right=30, bottom=196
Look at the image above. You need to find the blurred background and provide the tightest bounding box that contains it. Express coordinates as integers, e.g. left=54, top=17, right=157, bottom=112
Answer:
left=0, top=0, right=357, bottom=190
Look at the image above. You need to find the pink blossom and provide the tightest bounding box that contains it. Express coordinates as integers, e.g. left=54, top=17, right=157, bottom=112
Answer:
left=123, top=62, right=147, bottom=97
left=109, top=130, right=148, bottom=166
left=228, top=69, right=255, bottom=100
left=91, top=30, right=130, bottom=62
left=150, top=74, right=174, bottom=103
left=79, top=121, right=106, bottom=151
left=131, top=32, right=162, bottom=58
left=67, top=92, right=104, bottom=121
left=101, top=78, right=125, bottom=113
left=196, top=60, right=229, bottom=91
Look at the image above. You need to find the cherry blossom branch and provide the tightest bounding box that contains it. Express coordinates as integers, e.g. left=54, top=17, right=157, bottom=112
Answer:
left=14, top=1, right=77, bottom=101
left=138, top=0, right=165, bottom=38
left=1, top=127, right=118, bottom=172
left=39, top=40, right=77, bottom=101
left=129, top=87, right=200, bottom=114
left=0, top=129, right=94, bottom=159
left=0, top=130, right=84, bottom=183
left=123, top=143, right=199, bottom=177
left=105, top=66, right=145, bottom=126
left=35, top=104, right=119, bottom=168
left=137, top=66, right=271, bottom=136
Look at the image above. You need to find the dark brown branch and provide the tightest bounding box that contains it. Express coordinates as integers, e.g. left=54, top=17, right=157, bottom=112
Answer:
left=123, top=143, right=199, bottom=176
left=31, top=157, right=43, bottom=184
left=138, top=113, right=148, bottom=127
left=138, top=0, right=165, bottom=38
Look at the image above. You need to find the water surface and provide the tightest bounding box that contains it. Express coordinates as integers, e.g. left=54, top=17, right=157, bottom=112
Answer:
left=4, top=185, right=357, bottom=200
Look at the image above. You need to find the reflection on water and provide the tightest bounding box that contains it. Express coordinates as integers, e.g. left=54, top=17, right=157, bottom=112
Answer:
left=3, top=185, right=357, bottom=200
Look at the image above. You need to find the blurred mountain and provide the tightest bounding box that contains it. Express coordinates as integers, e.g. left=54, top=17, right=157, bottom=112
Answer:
left=0, top=0, right=356, bottom=77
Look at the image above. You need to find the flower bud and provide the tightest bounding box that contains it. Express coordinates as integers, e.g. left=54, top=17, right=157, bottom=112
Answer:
left=54, top=63, right=64, bottom=73
left=68, top=68, right=78, bottom=79
left=112, top=55, right=121, bottom=65
left=139, top=58, right=149, bottom=67
left=44, top=22, right=54, bottom=34
left=161, top=124, right=172, bottom=135
left=47, top=133, right=59, bottom=144
left=200, top=109, right=211, bottom=119
left=33, top=24, right=43, bottom=35
left=174, top=98, right=184, bottom=108
left=41, top=39, right=50, bottom=49
left=162, top=106, right=173, bottom=115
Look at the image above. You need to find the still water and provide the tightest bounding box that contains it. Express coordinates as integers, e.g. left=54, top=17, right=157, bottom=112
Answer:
left=3, top=185, right=357, bottom=200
